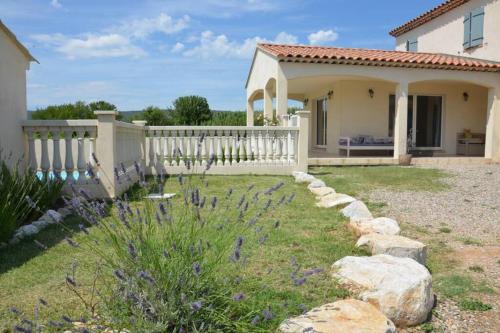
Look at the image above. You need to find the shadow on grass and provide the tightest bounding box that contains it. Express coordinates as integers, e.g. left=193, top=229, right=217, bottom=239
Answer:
left=0, top=216, right=83, bottom=274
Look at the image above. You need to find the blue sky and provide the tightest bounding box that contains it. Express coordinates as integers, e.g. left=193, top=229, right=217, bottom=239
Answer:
left=2, top=0, right=444, bottom=111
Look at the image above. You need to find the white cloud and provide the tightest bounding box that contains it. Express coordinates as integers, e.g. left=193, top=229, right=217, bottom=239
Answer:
left=308, top=29, right=339, bottom=45
left=171, top=42, right=185, bottom=53
left=183, top=31, right=298, bottom=59
left=114, top=13, right=190, bottom=39
left=31, top=33, right=146, bottom=59
left=50, top=0, right=62, bottom=8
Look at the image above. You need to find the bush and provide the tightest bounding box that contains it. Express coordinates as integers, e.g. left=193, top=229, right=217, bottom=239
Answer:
left=0, top=156, right=64, bottom=242
left=172, top=95, right=212, bottom=125
left=31, top=100, right=120, bottom=120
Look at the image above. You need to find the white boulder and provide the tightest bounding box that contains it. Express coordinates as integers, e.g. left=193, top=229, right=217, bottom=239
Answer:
left=341, top=201, right=373, bottom=221
left=307, top=179, right=326, bottom=189
left=32, top=219, right=50, bottom=229
left=332, top=255, right=433, bottom=327
left=16, top=224, right=40, bottom=238
left=356, top=234, right=427, bottom=265
left=293, top=171, right=316, bottom=183
left=310, top=186, right=335, bottom=198
left=349, top=217, right=400, bottom=236
left=316, top=193, right=356, bottom=208
left=278, top=299, right=396, bottom=333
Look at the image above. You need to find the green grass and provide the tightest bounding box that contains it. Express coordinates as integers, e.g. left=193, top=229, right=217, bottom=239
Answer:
left=459, top=237, right=484, bottom=246
left=468, top=265, right=484, bottom=273
left=310, top=166, right=449, bottom=197
left=459, top=299, right=492, bottom=311
left=0, top=166, right=456, bottom=330
left=438, top=227, right=452, bottom=234
left=0, top=174, right=366, bottom=331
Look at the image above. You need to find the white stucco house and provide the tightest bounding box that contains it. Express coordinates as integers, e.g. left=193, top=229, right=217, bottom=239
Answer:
left=246, top=0, right=500, bottom=165
left=0, top=20, right=37, bottom=163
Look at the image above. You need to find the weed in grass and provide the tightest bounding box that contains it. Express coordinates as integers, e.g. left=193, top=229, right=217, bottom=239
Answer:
left=420, top=322, right=435, bottom=332
left=459, top=299, right=492, bottom=311
left=438, top=227, right=451, bottom=234
left=435, top=274, right=493, bottom=300
left=460, top=237, right=483, bottom=246
left=468, top=265, right=484, bottom=273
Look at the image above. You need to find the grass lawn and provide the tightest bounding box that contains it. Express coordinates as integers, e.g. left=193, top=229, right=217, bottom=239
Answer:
left=0, top=166, right=452, bottom=331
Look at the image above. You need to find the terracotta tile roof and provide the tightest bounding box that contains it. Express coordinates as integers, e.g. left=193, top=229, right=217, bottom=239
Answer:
left=257, top=43, right=500, bottom=72
left=390, top=0, right=470, bottom=37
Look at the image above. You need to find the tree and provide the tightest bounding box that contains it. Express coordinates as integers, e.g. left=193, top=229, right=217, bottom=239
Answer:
left=88, top=100, right=117, bottom=112
left=172, top=96, right=212, bottom=125
left=141, top=106, right=170, bottom=126
left=31, top=100, right=120, bottom=120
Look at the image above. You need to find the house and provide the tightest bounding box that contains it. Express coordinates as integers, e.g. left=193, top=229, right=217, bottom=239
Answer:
left=0, top=20, right=37, bottom=163
left=245, top=0, right=500, bottom=165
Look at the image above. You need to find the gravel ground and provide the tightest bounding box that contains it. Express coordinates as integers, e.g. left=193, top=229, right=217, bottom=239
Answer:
left=368, top=164, right=500, bottom=333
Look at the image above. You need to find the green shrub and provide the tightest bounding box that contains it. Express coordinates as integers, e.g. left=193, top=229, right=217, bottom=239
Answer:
left=459, top=299, right=492, bottom=311
left=0, top=157, right=64, bottom=242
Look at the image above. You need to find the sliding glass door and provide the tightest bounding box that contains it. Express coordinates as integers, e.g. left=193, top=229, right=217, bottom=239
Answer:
left=316, top=98, right=327, bottom=147
left=389, top=95, right=443, bottom=149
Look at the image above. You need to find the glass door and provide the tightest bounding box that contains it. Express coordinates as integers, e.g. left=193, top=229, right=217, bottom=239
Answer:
left=415, top=96, right=442, bottom=148
left=316, top=98, right=327, bottom=147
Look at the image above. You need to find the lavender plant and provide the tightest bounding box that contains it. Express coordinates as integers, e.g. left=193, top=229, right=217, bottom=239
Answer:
left=10, top=139, right=296, bottom=332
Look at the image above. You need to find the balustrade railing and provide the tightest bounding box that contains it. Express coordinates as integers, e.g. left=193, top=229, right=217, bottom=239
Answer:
left=22, top=111, right=310, bottom=197
left=22, top=120, right=98, bottom=183
left=144, top=126, right=299, bottom=174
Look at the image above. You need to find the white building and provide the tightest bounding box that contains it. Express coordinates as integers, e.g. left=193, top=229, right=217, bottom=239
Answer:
left=0, top=20, right=37, bottom=164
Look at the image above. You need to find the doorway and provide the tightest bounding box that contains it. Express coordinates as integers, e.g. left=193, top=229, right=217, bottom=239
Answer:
left=316, top=98, right=327, bottom=147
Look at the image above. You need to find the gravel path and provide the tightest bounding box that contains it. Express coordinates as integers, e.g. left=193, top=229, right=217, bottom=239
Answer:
left=368, top=164, right=500, bottom=333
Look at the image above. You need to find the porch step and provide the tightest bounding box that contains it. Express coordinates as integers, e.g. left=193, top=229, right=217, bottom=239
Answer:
left=410, top=157, right=491, bottom=166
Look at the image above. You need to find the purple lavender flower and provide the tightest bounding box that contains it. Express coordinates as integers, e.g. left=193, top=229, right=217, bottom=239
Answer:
left=172, top=241, right=177, bottom=251
left=298, top=303, right=308, bottom=314
left=226, top=188, right=233, bottom=198
left=48, top=210, right=63, bottom=223
left=114, top=167, right=120, bottom=181
left=163, top=249, right=169, bottom=258
left=128, top=241, right=137, bottom=260
left=9, top=307, right=21, bottom=316
left=211, top=196, right=218, bottom=209
left=86, top=163, right=95, bottom=178
left=114, top=269, right=126, bottom=281
left=155, top=211, right=162, bottom=225
left=274, top=220, right=280, bottom=229
left=138, top=270, right=156, bottom=285
left=61, top=315, right=72, bottom=323
left=159, top=202, right=167, bottom=215
left=251, top=315, right=260, bottom=325
left=120, top=162, right=127, bottom=174
left=262, top=308, right=274, bottom=321
left=191, top=300, right=203, bottom=312
left=293, top=277, right=307, bottom=286
left=303, top=268, right=324, bottom=276
left=263, top=199, right=272, bottom=210
left=134, top=161, right=140, bottom=174
left=287, top=193, right=296, bottom=204
left=38, top=298, right=48, bottom=306
left=247, top=184, right=255, bottom=191
left=192, top=262, right=201, bottom=276
left=232, top=292, right=245, bottom=301
left=79, top=224, right=89, bottom=235
left=13, top=326, right=31, bottom=333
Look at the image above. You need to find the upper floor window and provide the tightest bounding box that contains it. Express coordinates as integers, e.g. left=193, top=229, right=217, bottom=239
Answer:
left=463, top=7, right=484, bottom=49
left=406, top=38, right=418, bottom=52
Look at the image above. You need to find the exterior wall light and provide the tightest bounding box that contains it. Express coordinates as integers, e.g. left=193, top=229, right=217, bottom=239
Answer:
left=463, top=92, right=469, bottom=101
left=303, top=98, right=309, bottom=107
left=369, top=88, right=375, bottom=98
left=327, top=90, right=334, bottom=99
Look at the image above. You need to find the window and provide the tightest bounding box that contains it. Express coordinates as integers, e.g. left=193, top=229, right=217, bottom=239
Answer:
left=405, top=38, right=418, bottom=52
left=464, top=7, right=484, bottom=49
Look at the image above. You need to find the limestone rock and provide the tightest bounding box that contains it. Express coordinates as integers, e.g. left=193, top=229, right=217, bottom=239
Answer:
left=307, top=179, right=326, bottom=189
left=349, top=217, right=400, bottom=236
left=316, top=193, right=356, bottom=208
left=332, top=254, right=433, bottom=327
left=341, top=201, right=373, bottom=221
left=32, top=219, right=50, bottom=229
left=293, top=171, right=316, bottom=183
left=278, top=299, right=396, bottom=333
left=356, top=234, right=427, bottom=265
left=16, top=224, right=40, bottom=238
left=310, top=186, right=335, bottom=198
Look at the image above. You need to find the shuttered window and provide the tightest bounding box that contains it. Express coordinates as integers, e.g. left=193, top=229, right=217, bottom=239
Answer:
left=406, top=38, right=418, bottom=52
left=464, top=7, right=484, bottom=49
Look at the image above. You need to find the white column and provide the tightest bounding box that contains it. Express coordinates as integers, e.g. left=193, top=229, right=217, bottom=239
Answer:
left=276, top=66, right=288, bottom=125
left=296, top=111, right=310, bottom=172
left=393, top=82, right=409, bottom=160
left=485, top=87, right=500, bottom=161
left=264, top=85, right=273, bottom=124
left=94, top=111, right=118, bottom=198
left=246, top=99, right=254, bottom=126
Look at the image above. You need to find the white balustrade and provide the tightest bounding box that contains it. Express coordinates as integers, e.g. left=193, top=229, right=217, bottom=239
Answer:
left=144, top=126, right=299, bottom=172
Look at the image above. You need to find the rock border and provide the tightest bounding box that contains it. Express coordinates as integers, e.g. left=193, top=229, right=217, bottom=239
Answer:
left=290, top=171, right=434, bottom=330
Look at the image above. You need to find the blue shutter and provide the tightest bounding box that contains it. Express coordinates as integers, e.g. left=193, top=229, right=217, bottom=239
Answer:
left=470, top=7, right=484, bottom=47
left=463, top=12, right=471, bottom=48
left=408, top=38, right=418, bottom=52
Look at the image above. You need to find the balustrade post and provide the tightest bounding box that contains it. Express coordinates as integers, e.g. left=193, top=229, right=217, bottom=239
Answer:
left=231, top=131, right=237, bottom=164
left=39, top=129, right=50, bottom=179
left=26, top=128, right=38, bottom=172
left=63, top=129, right=75, bottom=182
left=94, top=111, right=118, bottom=198
left=76, top=128, right=86, bottom=182
left=246, top=132, right=252, bottom=164
left=132, top=120, right=147, bottom=171
left=51, top=127, right=62, bottom=178
left=296, top=111, right=310, bottom=172
left=238, top=131, right=245, bottom=164
left=216, top=131, right=223, bottom=166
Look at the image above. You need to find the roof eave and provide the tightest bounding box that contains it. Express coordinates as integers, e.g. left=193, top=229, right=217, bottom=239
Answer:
left=0, top=20, right=39, bottom=65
